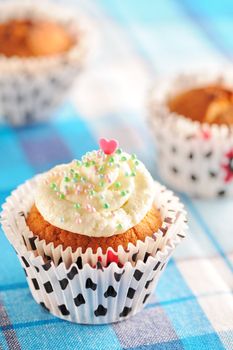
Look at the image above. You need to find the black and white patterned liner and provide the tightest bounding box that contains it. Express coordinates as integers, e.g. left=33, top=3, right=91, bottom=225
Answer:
left=1, top=178, right=186, bottom=324
left=0, top=1, right=91, bottom=125
left=148, top=70, right=233, bottom=198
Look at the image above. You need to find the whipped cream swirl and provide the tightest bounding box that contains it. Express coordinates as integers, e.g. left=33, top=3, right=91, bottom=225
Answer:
left=35, top=148, right=155, bottom=237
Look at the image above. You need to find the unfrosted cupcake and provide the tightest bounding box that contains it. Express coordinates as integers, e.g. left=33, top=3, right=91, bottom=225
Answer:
left=0, top=19, right=75, bottom=58
left=1, top=138, right=186, bottom=324
left=168, top=84, right=233, bottom=126
left=0, top=1, right=89, bottom=125
left=148, top=70, right=233, bottom=198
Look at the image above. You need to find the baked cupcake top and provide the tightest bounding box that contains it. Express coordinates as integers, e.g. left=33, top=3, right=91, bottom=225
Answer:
left=0, top=19, right=75, bottom=57
left=35, top=139, right=155, bottom=238
left=168, top=85, right=233, bottom=125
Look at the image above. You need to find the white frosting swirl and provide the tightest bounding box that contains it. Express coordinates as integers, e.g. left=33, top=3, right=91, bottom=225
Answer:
left=35, top=149, right=155, bottom=237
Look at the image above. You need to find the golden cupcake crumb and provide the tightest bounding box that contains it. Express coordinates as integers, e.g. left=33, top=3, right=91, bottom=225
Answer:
left=26, top=204, right=162, bottom=253
left=0, top=19, right=75, bottom=57
left=168, top=85, right=233, bottom=125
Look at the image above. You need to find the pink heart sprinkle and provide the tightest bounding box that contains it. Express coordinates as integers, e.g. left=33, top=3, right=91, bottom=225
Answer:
left=99, top=138, right=119, bottom=155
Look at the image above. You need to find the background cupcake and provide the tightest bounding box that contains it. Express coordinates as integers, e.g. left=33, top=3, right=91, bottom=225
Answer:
left=1, top=138, right=186, bottom=324
left=0, top=0, right=90, bottom=125
left=148, top=70, right=233, bottom=198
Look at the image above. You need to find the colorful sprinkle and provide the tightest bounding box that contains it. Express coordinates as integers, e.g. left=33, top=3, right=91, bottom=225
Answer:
left=50, top=182, right=57, bottom=190
left=103, top=203, right=110, bottom=209
left=74, top=203, right=81, bottom=209
left=114, top=182, right=121, bottom=189
left=105, top=174, right=112, bottom=183
left=131, top=171, right=136, bottom=177
left=98, top=165, right=105, bottom=172
left=121, top=156, right=127, bottom=161
left=116, top=148, right=122, bottom=154
left=109, top=156, right=114, bottom=163
left=76, top=160, right=82, bottom=167
left=99, top=181, right=105, bottom=187
left=86, top=204, right=96, bottom=213
left=64, top=176, right=70, bottom=182
left=131, top=154, right=137, bottom=160
left=75, top=217, right=82, bottom=224
left=116, top=223, right=123, bottom=230
left=59, top=193, right=65, bottom=200
left=120, top=190, right=127, bottom=196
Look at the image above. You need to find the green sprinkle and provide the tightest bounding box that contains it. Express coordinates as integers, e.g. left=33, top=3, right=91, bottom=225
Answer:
left=103, top=203, right=110, bottom=209
left=131, top=153, right=137, bottom=160
left=99, top=165, right=105, bottom=172
left=109, top=156, right=114, bottom=163
left=84, top=162, right=90, bottom=168
left=70, top=168, right=74, bottom=173
left=131, top=171, right=136, bottom=177
left=120, top=190, right=127, bottom=196
left=50, top=182, right=57, bottom=190
left=59, top=193, right=65, bottom=200
left=74, top=203, right=81, bottom=209
left=64, top=176, right=70, bottom=182
left=76, top=160, right=81, bottom=167
left=114, top=182, right=121, bottom=189
left=89, top=190, right=95, bottom=196
left=81, top=176, right=87, bottom=182
left=116, top=223, right=123, bottom=230
left=134, top=160, right=139, bottom=166
left=99, top=181, right=105, bottom=187
left=90, top=160, right=96, bottom=166
left=121, top=156, right=127, bottom=161
left=116, top=148, right=122, bottom=154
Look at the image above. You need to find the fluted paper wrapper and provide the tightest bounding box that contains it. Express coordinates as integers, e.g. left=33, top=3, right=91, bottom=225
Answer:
left=1, top=178, right=186, bottom=324
left=148, top=70, right=233, bottom=198
left=0, top=1, right=90, bottom=125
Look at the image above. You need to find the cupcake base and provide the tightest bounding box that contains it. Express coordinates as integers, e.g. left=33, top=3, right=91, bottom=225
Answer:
left=1, top=177, right=186, bottom=324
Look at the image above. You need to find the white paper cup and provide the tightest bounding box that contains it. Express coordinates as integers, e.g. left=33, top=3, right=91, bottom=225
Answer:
left=1, top=177, right=186, bottom=324
left=148, top=70, right=233, bottom=198
left=0, top=1, right=91, bottom=125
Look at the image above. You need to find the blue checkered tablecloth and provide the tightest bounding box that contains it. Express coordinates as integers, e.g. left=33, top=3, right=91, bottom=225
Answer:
left=0, top=0, right=233, bottom=349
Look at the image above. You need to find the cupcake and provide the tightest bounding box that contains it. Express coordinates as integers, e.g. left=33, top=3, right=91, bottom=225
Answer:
left=1, top=138, right=186, bottom=324
left=148, top=70, right=233, bottom=198
left=0, top=1, right=89, bottom=125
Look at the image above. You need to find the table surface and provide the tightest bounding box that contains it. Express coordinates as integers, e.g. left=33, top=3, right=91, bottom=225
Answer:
left=0, top=0, right=233, bottom=349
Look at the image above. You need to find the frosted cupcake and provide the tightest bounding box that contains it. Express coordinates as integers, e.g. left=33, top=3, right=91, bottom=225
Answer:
left=148, top=70, right=233, bottom=198
left=0, top=1, right=89, bottom=125
left=1, top=138, right=186, bottom=324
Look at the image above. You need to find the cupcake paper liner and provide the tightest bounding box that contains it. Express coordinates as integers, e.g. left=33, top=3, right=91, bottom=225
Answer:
left=148, top=70, right=233, bottom=198
left=1, top=177, right=186, bottom=324
left=0, top=1, right=91, bottom=125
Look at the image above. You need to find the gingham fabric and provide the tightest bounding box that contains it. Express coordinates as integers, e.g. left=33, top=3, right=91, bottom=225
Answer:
left=0, top=0, right=233, bottom=349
